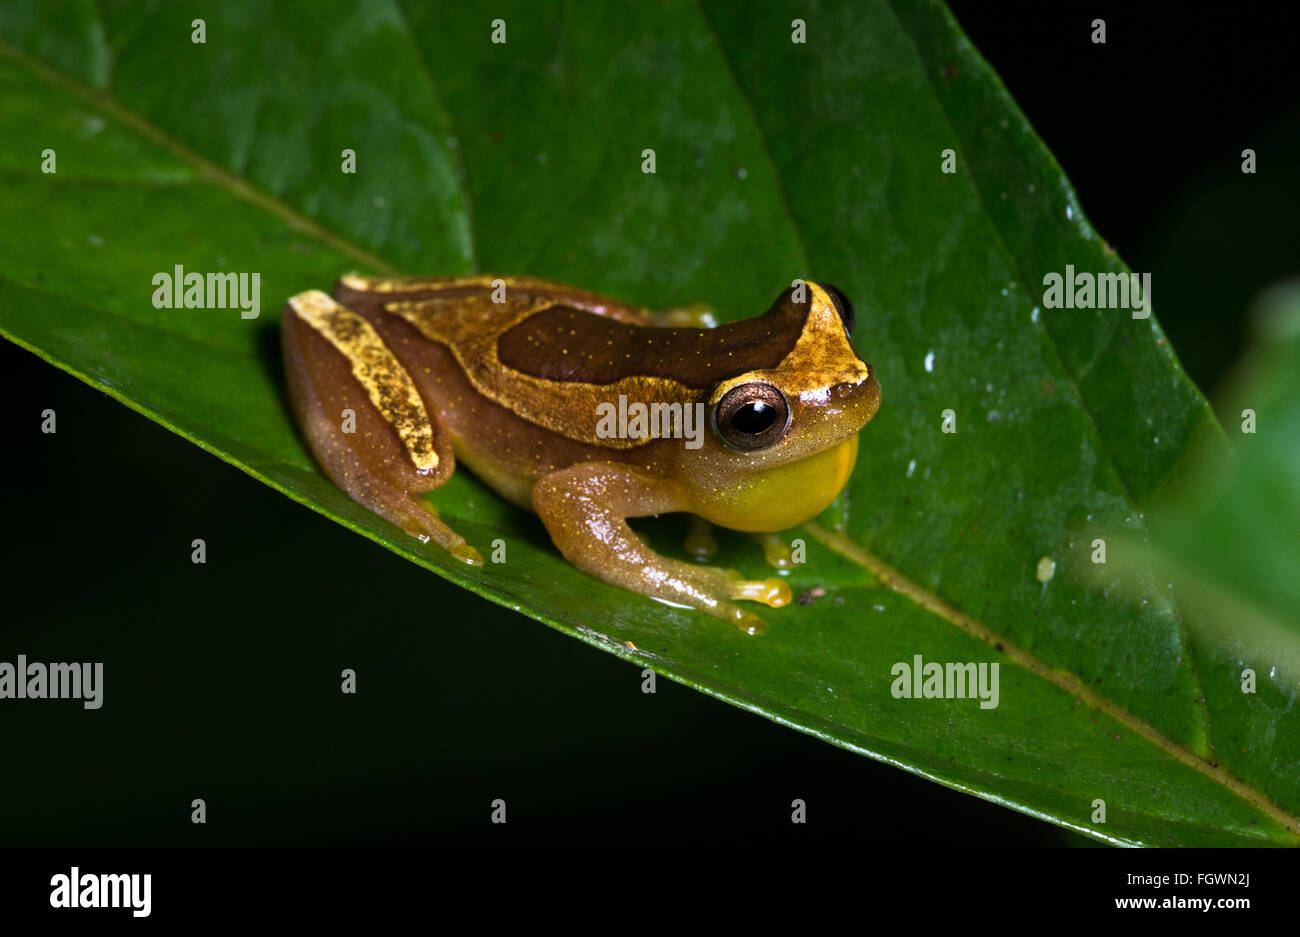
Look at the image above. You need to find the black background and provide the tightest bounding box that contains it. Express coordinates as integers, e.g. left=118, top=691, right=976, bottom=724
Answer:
left=2, top=2, right=1296, bottom=848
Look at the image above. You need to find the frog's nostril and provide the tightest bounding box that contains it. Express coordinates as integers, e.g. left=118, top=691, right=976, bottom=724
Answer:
left=831, top=381, right=856, bottom=400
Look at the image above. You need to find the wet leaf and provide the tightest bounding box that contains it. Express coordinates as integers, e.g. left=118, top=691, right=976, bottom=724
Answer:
left=1, top=0, right=1292, bottom=844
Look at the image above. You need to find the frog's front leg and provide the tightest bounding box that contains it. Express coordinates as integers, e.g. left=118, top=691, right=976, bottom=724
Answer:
left=532, top=464, right=790, bottom=634
left=282, top=290, right=483, bottom=565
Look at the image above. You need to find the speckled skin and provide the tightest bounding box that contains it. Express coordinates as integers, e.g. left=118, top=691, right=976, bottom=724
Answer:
left=281, top=275, right=881, bottom=633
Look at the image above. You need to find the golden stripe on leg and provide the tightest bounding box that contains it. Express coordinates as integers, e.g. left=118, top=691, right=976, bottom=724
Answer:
left=288, top=290, right=438, bottom=473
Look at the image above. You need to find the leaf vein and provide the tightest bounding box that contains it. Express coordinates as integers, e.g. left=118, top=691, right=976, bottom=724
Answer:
left=0, top=38, right=401, bottom=276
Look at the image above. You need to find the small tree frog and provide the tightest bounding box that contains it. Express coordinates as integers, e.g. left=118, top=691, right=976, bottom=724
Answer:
left=281, top=275, right=880, bottom=633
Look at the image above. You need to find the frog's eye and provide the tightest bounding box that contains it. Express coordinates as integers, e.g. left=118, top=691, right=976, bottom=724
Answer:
left=713, top=383, right=791, bottom=451
left=822, top=283, right=855, bottom=337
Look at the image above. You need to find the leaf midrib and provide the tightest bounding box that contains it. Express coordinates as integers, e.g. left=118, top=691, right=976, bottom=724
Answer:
left=0, top=39, right=399, bottom=276
left=805, top=521, right=1300, bottom=841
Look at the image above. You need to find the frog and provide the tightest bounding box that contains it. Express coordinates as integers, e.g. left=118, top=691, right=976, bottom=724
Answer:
left=281, top=274, right=881, bottom=634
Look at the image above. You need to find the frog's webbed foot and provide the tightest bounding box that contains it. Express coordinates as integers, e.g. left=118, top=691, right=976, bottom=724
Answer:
left=282, top=290, right=484, bottom=567
left=648, top=301, right=718, bottom=329
left=533, top=466, right=790, bottom=634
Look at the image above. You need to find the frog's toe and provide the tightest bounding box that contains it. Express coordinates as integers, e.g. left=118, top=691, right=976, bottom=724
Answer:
left=752, top=531, right=796, bottom=570
left=407, top=499, right=484, bottom=567
left=450, top=543, right=485, bottom=566
left=728, top=577, right=792, bottom=608
left=714, top=602, right=767, bottom=636
left=697, top=568, right=790, bottom=607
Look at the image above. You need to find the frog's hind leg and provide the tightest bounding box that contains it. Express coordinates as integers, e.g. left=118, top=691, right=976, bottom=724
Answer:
left=281, top=290, right=483, bottom=565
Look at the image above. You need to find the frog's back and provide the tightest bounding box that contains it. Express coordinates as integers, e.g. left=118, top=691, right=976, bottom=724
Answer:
left=326, top=274, right=810, bottom=460
left=331, top=273, right=646, bottom=327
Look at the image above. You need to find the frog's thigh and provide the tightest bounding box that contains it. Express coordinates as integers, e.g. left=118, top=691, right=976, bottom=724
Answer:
left=282, top=291, right=482, bottom=565
left=531, top=464, right=790, bottom=634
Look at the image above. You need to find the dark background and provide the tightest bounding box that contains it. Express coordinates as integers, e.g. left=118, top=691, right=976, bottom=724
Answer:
left=2, top=2, right=1296, bottom=847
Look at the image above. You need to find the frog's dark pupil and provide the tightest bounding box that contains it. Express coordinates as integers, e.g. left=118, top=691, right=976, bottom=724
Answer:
left=733, top=401, right=777, bottom=435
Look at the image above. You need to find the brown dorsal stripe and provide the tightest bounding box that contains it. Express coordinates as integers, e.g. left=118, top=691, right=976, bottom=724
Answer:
left=496, top=299, right=808, bottom=387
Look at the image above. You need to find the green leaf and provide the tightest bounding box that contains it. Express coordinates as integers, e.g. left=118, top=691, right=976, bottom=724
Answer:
left=1, top=0, right=1293, bottom=845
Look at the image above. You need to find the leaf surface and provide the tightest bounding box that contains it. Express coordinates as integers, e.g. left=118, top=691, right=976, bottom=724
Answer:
left=1, top=0, right=1292, bottom=844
